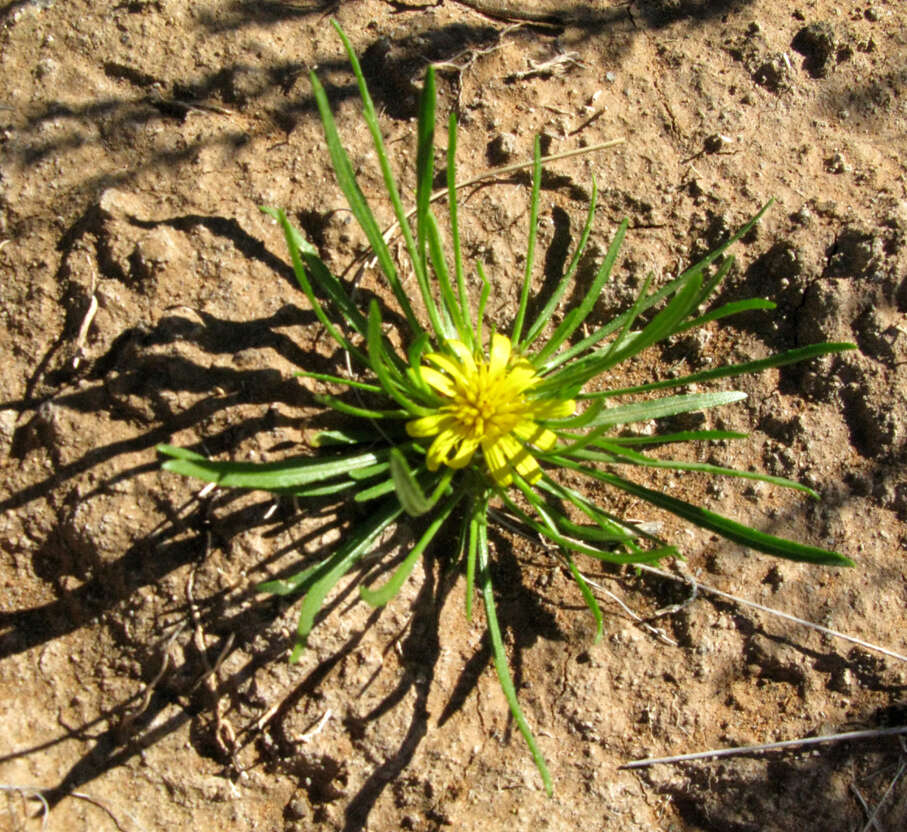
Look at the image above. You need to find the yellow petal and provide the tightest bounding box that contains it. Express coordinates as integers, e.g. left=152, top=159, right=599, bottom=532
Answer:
left=498, top=433, right=540, bottom=483
left=446, top=340, right=477, bottom=376
left=419, top=366, right=457, bottom=398
left=446, top=437, right=479, bottom=468
left=427, top=429, right=459, bottom=470
left=407, top=413, right=453, bottom=438
left=530, top=397, right=576, bottom=420
left=481, top=438, right=511, bottom=486
left=513, top=421, right=557, bottom=450
left=488, top=332, right=512, bottom=377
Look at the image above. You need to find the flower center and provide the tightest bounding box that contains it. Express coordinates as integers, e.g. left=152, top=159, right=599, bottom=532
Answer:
left=448, top=370, right=526, bottom=441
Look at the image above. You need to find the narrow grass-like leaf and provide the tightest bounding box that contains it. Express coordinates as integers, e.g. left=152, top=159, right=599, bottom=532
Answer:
left=522, top=177, right=599, bottom=350
left=675, top=297, right=775, bottom=333
left=266, top=208, right=369, bottom=335
left=598, top=342, right=857, bottom=398
left=308, top=70, right=421, bottom=335
left=447, top=112, right=472, bottom=343
left=390, top=448, right=433, bottom=516
left=259, top=557, right=329, bottom=596
left=289, top=500, right=404, bottom=661
left=558, top=391, right=747, bottom=435
left=262, top=208, right=368, bottom=364
left=416, top=64, right=436, bottom=274
left=310, top=428, right=375, bottom=447
left=510, top=137, right=542, bottom=345
left=360, top=492, right=461, bottom=607
left=555, top=459, right=854, bottom=566
left=534, top=218, right=627, bottom=363
left=367, top=301, right=431, bottom=415
left=497, top=488, right=669, bottom=564
left=465, top=498, right=481, bottom=621
left=603, top=429, right=748, bottom=445
left=475, top=261, right=490, bottom=344
left=157, top=444, right=385, bottom=490
left=333, top=24, right=445, bottom=339
left=426, top=210, right=464, bottom=339
left=296, top=371, right=382, bottom=393
left=314, top=394, right=410, bottom=420
left=537, top=272, right=704, bottom=395
left=476, top=510, right=553, bottom=796
left=690, top=201, right=772, bottom=307
left=536, top=477, right=637, bottom=543
left=354, top=477, right=398, bottom=503
left=565, top=555, right=603, bottom=644
left=580, top=440, right=820, bottom=497
left=348, top=461, right=390, bottom=481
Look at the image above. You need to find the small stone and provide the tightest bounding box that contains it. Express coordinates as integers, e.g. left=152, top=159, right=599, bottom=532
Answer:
left=286, top=796, right=310, bottom=821
left=792, top=22, right=851, bottom=78
left=824, top=151, right=851, bottom=173
left=704, top=133, right=731, bottom=153
left=752, top=54, right=792, bottom=91
left=487, top=132, right=518, bottom=164
left=792, top=204, right=813, bottom=225
left=826, top=226, right=882, bottom=277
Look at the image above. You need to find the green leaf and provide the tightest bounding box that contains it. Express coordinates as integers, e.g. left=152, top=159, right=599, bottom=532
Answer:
left=676, top=297, right=776, bottom=333
left=426, top=210, right=464, bottom=340
left=581, top=440, right=820, bottom=497
left=258, top=557, right=329, bottom=597
left=565, top=556, right=603, bottom=644
left=360, top=492, right=460, bottom=607
left=465, top=498, right=481, bottom=621
left=158, top=445, right=386, bottom=491
left=498, top=486, right=669, bottom=564
left=310, top=428, right=374, bottom=447
left=601, top=429, right=749, bottom=445
left=586, top=390, right=747, bottom=427
left=367, top=301, right=430, bottom=415
left=447, top=112, right=472, bottom=343
left=264, top=208, right=369, bottom=339
left=600, top=342, right=857, bottom=398
left=295, top=370, right=382, bottom=393
left=308, top=67, right=422, bottom=335
left=416, top=64, right=436, bottom=274
left=510, top=137, right=542, bottom=345
left=333, top=24, right=445, bottom=340
left=314, top=394, right=409, bottom=420
left=390, top=448, right=433, bottom=516
left=535, top=217, right=627, bottom=363
left=476, top=510, right=553, bottom=796
left=288, top=500, right=404, bottom=660
left=557, top=460, right=855, bottom=567
left=522, top=177, right=599, bottom=350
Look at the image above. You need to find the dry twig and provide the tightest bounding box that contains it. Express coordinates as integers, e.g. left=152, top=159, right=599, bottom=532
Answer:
left=622, top=726, right=907, bottom=769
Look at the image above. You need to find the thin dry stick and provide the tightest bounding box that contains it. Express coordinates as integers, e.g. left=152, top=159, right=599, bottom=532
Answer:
left=851, top=783, right=884, bottom=832
left=0, top=784, right=48, bottom=831
left=72, top=252, right=99, bottom=369
left=578, top=572, right=677, bottom=646
left=68, top=791, right=137, bottom=832
left=621, top=726, right=907, bottom=769
left=860, top=755, right=906, bottom=832
left=635, top=563, right=907, bottom=663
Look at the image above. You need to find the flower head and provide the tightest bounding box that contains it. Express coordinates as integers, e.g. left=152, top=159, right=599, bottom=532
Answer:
left=406, top=333, right=575, bottom=486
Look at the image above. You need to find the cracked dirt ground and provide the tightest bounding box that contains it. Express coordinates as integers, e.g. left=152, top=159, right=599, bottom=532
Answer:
left=1, top=1, right=906, bottom=830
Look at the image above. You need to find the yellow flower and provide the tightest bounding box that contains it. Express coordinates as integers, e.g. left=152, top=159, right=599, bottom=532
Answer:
left=406, top=333, right=575, bottom=486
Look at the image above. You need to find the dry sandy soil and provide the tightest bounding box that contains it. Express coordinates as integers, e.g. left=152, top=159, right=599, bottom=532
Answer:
left=1, top=1, right=906, bottom=830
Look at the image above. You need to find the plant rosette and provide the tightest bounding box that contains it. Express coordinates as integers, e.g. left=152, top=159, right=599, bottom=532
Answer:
left=158, top=22, right=855, bottom=794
